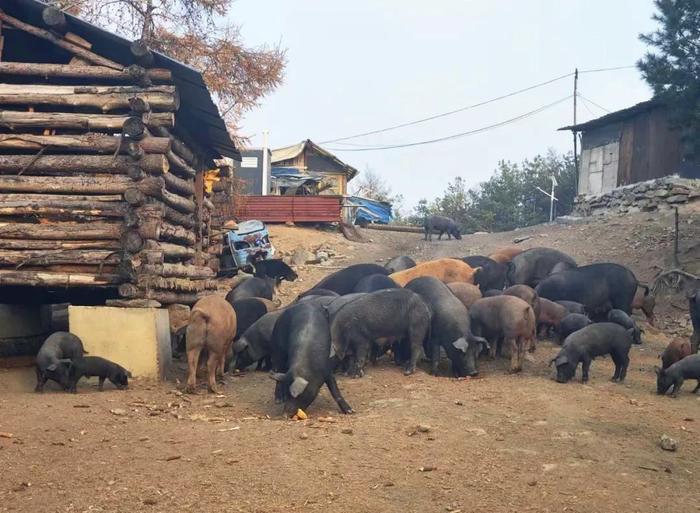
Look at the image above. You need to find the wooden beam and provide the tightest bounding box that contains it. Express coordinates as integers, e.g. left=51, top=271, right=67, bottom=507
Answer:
left=0, top=10, right=123, bottom=70
left=0, top=222, right=123, bottom=240
left=0, top=62, right=172, bottom=82
left=0, top=239, right=120, bottom=250
left=0, top=175, right=133, bottom=194
left=0, top=111, right=174, bottom=131
left=0, top=249, right=120, bottom=266
left=0, top=84, right=179, bottom=112
left=0, top=270, right=120, bottom=287
left=0, top=134, right=170, bottom=154
left=0, top=154, right=168, bottom=175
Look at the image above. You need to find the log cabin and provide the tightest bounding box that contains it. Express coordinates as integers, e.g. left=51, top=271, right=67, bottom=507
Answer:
left=0, top=0, right=240, bottom=306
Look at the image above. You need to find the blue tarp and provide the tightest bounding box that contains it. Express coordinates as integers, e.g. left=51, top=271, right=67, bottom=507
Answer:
left=271, top=167, right=302, bottom=176
left=346, top=196, right=393, bottom=225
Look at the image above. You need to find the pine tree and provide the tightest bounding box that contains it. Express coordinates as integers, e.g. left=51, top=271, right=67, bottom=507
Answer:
left=638, top=0, right=700, bottom=160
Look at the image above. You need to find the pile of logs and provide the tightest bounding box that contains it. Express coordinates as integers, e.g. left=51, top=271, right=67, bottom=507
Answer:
left=0, top=6, right=221, bottom=305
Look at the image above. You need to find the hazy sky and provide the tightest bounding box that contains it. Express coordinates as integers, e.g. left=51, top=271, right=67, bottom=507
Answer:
left=231, top=1, right=657, bottom=210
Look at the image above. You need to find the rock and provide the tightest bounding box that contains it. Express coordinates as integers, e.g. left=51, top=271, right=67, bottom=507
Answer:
left=341, top=428, right=353, bottom=435
left=291, top=247, right=313, bottom=266
left=654, top=189, right=671, bottom=198
left=110, top=408, right=127, bottom=416
left=419, top=465, right=436, bottom=472
left=454, top=400, right=464, bottom=406
left=527, top=478, right=538, bottom=486
left=299, top=432, right=309, bottom=440
left=495, top=435, right=505, bottom=442
left=316, top=251, right=330, bottom=262
left=667, top=194, right=689, bottom=204
left=660, top=434, right=678, bottom=451
left=416, top=424, right=431, bottom=433
left=629, top=399, right=639, bottom=406
left=143, top=498, right=158, bottom=506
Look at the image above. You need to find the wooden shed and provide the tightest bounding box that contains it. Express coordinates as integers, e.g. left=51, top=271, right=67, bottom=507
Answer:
left=0, top=0, right=239, bottom=306
left=271, top=139, right=357, bottom=195
left=560, top=100, right=700, bottom=196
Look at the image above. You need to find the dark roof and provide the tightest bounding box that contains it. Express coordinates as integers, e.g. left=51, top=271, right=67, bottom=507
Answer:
left=558, top=99, right=661, bottom=132
left=2, top=0, right=239, bottom=161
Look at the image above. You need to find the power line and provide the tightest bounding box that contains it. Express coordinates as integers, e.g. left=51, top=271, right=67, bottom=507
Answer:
left=325, top=95, right=572, bottom=152
left=319, top=72, right=574, bottom=144
left=319, top=65, right=637, bottom=145
left=577, top=93, right=610, bottom=113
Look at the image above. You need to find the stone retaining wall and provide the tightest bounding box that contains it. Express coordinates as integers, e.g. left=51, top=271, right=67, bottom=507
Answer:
left=573, top=176, right=700, bottom=216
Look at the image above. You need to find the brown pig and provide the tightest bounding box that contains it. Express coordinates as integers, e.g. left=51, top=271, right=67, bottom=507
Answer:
left=185, top=295, right=237, bottom=394
left=488, top=246, right=525, bottom=264
left=631, top=286, right=655, bottom=325
left=390, top=258, right=481, bottom=287
left=469, top=296, right=536, bottom=373
left=447, top=282, right=482, bottom=309
left=537, top=298, right=568, bottom=338
left=503, top=284, right=540, bottom=349
left=661, top=338, right=691, bottom=370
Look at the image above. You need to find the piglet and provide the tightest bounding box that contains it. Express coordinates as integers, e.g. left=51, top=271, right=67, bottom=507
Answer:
left=660, top=338, right=692, bottom=370
left=552, top=323, right=633, bottom=383
left=656, top=354, right=700, bottom=397
left=607, top=309, right=642, bottom=345
left=67, top=356, right=132, bottom=392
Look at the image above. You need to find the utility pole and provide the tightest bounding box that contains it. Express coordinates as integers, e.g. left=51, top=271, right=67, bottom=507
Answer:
left=549, top=175, right=558, bottom=223
left=573, top=68, right=579, bottom=193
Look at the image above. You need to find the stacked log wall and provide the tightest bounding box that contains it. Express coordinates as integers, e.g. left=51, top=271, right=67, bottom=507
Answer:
left=0, top=8, right=220, bottom=305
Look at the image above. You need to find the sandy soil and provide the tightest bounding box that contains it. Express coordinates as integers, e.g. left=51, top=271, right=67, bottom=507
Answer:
left=1, top=206, right=700, bottom=513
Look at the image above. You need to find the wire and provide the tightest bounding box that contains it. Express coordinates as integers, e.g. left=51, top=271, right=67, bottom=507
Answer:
left=320, top=65, right=636, bottom=144
left=579, top=96, right=598, bottom=117
left=577, top=93, right=610, bottom=113
left=325, top=95, right=572, bottom=152
left=319, top=72, right=575, bottom=144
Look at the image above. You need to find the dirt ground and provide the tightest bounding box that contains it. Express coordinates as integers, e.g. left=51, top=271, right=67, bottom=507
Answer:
left=2, top=206, right=700, bottom=513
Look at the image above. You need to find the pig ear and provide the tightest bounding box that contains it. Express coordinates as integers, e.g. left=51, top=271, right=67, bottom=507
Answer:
left=269, top=372, right=286, bottom=382
left=232, top=339, right=248, bottom=353
left=289, top=377, right=309, bottom=398
left=654, top=366, right=662, bottom=375
left=452, top=338, right=469, bottom=353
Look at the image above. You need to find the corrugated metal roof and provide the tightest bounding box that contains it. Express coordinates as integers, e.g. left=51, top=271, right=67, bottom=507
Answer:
left=235, top=195, right=342, bottom=223
left=559, top=99, right=660, bottom=132
left=2, top=0, right=240, bottom=161
left=271, top=139, right=358, bottom=179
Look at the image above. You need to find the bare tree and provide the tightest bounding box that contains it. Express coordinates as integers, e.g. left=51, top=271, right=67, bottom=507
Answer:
left=51, top=0, right=286, bottom=139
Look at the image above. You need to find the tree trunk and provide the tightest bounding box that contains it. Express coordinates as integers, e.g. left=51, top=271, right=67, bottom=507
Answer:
left=106, top=298, right=162, bottom=308
left=140, top=263, right=214, bottom=279
left=151, top=126, right=195, bottom=164
left=41, top=7, right=68, bottom=34
left=166, top=150, right=196, bottom=178
left=163, top=172, right=194, bottom=196
left=0, top=62, right=172, bottom=82
left=0, top=84, right=179, bottom=112
left=0, top=201, right=127, bottom=219
left=0, top=154, right=169, bottom=175
left=0, top=134, right=170, bottom=154
left=0, top=111, right=173, bottom=130
left=0, top=11, right=123, bottom=70
left=143, top=240, right=195, bottom=261
left=0, top=239, right=120, bottom=250
left=117, top=284, right=199, bottom=305
left=0, top=249, right=121, bottom=266
left=0, top=222, right=123, bottom=240
left=0, top=174, right=133, bottom=194
left=0, top=270, right=120, bottom=287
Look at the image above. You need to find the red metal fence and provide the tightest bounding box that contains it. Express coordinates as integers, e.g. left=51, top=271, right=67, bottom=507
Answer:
left=234, top=195, right=342, bottom=223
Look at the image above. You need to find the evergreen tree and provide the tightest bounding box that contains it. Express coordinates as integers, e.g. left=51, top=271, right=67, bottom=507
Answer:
left=638, top=0, right=700, bottom=160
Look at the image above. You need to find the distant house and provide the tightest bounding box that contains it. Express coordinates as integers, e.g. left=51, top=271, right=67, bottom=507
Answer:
left=560, top=100, right=700, bottom=196
left=271, top=139, right=358, bottom=195
left=238, top=149, right=271, bottom=195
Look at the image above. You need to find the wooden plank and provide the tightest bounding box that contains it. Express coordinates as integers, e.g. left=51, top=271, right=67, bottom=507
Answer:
left=0, top=62, right=172, bottom=82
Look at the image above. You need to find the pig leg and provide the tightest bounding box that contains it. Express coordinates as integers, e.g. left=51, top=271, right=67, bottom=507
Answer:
left=692, top=380, right=700, bottom=394
left=351, top=338, right=371, bottom=378
left=185, top=346, right=202, bottom=394
left=507, top=338, right=520, bottom=373
left=670, top=378, right=684, bottom=398
left=98, top=377, right=105, bottom=391
left=206, top=351, right=220, bottom=394
left=429, top=340, right=440, bottom=376
left=581, top=356, right=592, bottom=383
left=35, top=368, right=48, bottom=393
left=325, top=374, right=354, bottom=414
left=405, top=332, right=424, bottom=376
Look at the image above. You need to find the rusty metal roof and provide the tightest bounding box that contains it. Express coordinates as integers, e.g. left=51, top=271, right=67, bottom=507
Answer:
left=235, top=195, right=342, bottom=223
left=2, top=0, right=240, bottom=162
left=559, top=99, right=660, bottom=132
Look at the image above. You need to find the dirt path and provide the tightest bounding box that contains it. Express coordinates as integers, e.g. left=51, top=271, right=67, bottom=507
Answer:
left=2, top=207, right=700, bottom=513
